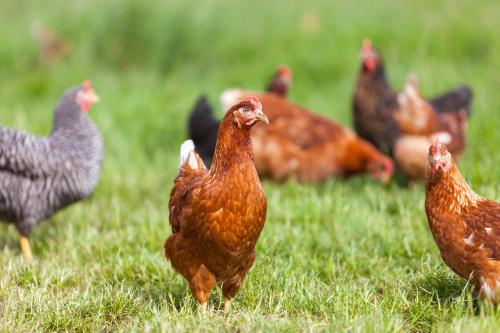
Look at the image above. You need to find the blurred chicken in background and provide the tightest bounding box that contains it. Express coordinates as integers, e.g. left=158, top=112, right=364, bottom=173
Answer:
left=31, top=21, right=70, bottom=65
left=353, top=39, right=472, bottom=181
left=189, top=65, right=292, bottom=167
left=222, top=91, right=393, bottom=182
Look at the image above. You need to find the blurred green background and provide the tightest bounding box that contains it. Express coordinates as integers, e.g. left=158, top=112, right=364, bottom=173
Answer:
left=1, top=0, right=500, bottom=331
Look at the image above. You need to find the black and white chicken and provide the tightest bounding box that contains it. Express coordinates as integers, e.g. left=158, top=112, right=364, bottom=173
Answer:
left=0, top=80, right=103, bottom=260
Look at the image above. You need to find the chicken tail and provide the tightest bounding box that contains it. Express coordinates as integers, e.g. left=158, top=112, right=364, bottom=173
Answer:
left=179, top=140, right=206, bottom=171
left=188, top=95, right=219, bottom=167
left=429, top=85, right=473, bottom=117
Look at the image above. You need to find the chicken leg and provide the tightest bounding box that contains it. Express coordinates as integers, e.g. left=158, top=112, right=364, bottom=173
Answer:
left=199, top=302, right=208, bottom=313
left=18, top=234, right=33, bottom=262
left=220, top=251, right=256, bottom=311
left=188, top=264, right=216, bottom=306
left=223, top=298, right=232, bottom=312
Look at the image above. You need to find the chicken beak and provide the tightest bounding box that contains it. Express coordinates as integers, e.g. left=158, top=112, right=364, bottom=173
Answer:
left=86, top=89, right=100, bottom=104
left=255, top=109, right=269, bottom=124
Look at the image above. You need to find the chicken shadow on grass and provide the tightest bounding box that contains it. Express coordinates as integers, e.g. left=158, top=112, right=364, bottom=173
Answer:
left=138, top=282, right=189, bottom=311
left=410, top=272, right=483, bottom=315
left=130, top=277, right=228, bottom=312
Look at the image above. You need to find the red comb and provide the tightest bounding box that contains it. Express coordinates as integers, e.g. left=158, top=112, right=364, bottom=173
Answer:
left=430, top=139, right=443, bottom=156
left=82, top=80, right=91, bottom=90
left=277, top=65, right=292, bottom=78
left=248, top=96, right=262, bottom=110
left=362, top=38, right=373, bottom=51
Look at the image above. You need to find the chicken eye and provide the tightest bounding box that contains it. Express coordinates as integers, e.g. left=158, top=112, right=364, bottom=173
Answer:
left=241, top=107, right=251, bottom=113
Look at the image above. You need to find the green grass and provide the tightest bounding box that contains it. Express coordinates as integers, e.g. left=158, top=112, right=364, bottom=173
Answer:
left=1, top=0, right=500, bottom=331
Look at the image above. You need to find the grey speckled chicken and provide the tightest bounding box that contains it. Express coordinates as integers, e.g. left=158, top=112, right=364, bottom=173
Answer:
left=0, top=80, right=103, bottom=260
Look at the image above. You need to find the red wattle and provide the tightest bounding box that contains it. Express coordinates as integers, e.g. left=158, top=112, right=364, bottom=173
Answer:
left=82, top=100, right=91, bottom=112
left=364, top=58, right=376, bottom=72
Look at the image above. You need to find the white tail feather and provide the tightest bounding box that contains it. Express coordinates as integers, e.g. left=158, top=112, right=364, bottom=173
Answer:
left=179, top=139, right=195, bottom=165
left=179, top=140, right=206, bottom=170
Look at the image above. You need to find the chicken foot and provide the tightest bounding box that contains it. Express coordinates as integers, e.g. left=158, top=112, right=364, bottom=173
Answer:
left=223, top=298, right=232, bottom=312
left=18, top=234, right=33, bottom=262
left=220, top=251, right=256, bottom=311
left=189, top=264, right=216, bottom=307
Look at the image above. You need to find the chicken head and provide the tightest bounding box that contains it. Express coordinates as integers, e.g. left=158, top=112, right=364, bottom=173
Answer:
left=428, top=142, right=453, bottom=174
left=360, top=39, right=381, bottom=72
left=231, top=96, right=269, bottom=129
left=76, top=80, right=100, bottom=113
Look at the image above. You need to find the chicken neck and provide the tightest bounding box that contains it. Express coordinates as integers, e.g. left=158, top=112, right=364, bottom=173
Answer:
left=209, top=115, right=256, bottom=179
left=426, top=164, right=483, bottom=216
left=358, top=63, right=391, bottom=95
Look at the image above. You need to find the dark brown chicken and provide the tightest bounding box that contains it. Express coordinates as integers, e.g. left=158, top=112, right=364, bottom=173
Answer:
left=352, top=39, right=401, bottom=155
left=165, top=97, right=268, bottom=311
left=266, top=65, right=292, bottom=97
left=425, top=143, right=500, bottom=302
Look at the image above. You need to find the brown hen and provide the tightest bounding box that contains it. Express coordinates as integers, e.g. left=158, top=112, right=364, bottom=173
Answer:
left=425, top=143, right=500, bottom=302
left=165, top=97, right=268, bottom=311
left=222, top=91, right=394, bottom=182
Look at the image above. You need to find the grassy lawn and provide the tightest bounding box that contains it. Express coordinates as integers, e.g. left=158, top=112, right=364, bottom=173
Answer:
left=1, top=0, right=500, bottom=331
